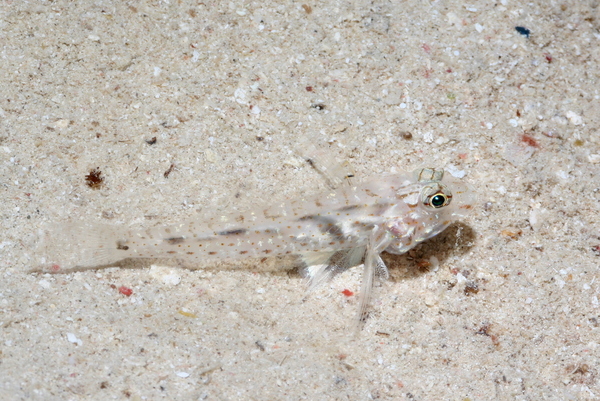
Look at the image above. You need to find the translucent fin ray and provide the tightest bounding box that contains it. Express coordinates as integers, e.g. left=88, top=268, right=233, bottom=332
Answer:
left=302, top=247, right=366, bottom=293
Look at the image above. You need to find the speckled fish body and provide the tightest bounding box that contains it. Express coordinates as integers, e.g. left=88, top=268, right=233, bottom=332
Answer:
left=36, top=167, right=473, bottom=327
left=124, top=171, right=467, bottom=259
left=39, top=168, right=471, bottom=269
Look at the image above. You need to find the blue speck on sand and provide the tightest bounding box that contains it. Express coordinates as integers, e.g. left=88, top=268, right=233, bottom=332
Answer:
left=515, top=26, right=531, bottom=38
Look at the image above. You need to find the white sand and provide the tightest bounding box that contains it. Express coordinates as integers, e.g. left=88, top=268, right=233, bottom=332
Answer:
left=1, top=1, right=599, bottom=399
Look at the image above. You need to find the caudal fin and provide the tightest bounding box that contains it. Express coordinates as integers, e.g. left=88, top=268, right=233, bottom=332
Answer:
left=33, top=222, right=128, bottom=273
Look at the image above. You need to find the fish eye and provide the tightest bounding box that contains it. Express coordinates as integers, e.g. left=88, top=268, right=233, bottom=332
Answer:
left=421, top=183, right=452, bottom=209
left=430, top=193, right=448, bottom=208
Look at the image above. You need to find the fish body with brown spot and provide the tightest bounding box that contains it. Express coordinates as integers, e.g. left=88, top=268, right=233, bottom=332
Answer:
left=35, top=168, right=473, bottom=329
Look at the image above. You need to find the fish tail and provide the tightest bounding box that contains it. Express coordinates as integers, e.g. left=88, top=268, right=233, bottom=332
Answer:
left=33, top=222, right=129, bottom=272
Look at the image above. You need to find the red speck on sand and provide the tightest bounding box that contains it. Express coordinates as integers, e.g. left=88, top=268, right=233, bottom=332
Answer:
left=521, top=134, right=539, bottom=148
left=118, top=286, right=133, bottom=296
left=341, top=289, right=354, bottom=297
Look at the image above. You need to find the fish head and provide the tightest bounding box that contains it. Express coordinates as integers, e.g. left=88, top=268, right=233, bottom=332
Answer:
left=384, top=168, right=475, bottom=254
